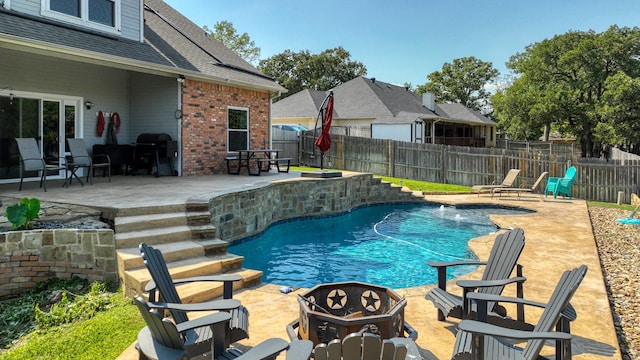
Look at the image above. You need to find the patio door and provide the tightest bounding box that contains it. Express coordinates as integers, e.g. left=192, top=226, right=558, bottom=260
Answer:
left=0, top=92, right=80, bottom=183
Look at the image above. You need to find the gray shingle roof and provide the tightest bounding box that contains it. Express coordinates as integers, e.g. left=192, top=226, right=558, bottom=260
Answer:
left=0, top=1, right=285, bottom=93
left=273, top=76, right=496, bottom=126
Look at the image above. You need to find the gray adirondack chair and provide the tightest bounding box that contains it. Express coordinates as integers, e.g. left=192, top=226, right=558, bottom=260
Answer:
left=139, top=243, right=250, bottom=353
left=66, top=138, right=111, bottom=185
left=452, top=265, right=588, bottom=360
left=425, top=228, right=526, bottom=321
left=134, top=295, right=313, bottom=360
left=15, top=137, right=67, bottom=191
left=313, top=332, right=420, bottom=360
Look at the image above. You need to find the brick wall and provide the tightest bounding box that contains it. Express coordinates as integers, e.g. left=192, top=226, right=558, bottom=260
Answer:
left=181, top=79, right=272, bottom=175
left=0, top=229, right=116, bottom=300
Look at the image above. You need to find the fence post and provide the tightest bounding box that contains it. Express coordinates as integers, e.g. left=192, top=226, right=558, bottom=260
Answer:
left=440, top=145, right=446, bottom=183
left=388, top=139, right=394, bottom=177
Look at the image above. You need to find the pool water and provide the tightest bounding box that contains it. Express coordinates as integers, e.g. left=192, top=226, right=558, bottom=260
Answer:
left=229, top=203, right=531, bottom=288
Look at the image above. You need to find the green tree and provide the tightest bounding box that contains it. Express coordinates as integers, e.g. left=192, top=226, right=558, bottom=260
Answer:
left=204, top=21, right=260, bottom=65
left=417, top=56, right=499, bottom=111
left=258, top=47, right=367, bottom=100
left=493, top=25, right=640, bottom=156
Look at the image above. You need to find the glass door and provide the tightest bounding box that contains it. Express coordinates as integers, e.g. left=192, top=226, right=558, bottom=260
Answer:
left=0, top=94, right=78, bottom=182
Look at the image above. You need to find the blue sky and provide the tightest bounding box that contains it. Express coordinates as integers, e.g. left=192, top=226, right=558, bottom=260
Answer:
left=164, top=0, right=639, bottom=87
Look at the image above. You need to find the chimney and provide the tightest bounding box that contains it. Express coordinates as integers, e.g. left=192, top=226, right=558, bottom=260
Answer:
left=422, top=92, right=435, bottom=111
left=371, top=77, right=376, bottom=83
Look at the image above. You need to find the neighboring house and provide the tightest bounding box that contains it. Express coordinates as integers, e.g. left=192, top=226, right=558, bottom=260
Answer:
left=272, top=77, right=497, bottom=147
left=0, top=0, right=285, bottom=181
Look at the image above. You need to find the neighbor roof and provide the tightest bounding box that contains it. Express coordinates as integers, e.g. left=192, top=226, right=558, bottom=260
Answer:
left=273, top=77, right=496, bottom=126
left=0, top=0, right=285, bottom=93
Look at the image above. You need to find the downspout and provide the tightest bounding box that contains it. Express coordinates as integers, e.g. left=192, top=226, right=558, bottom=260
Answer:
left=176, top=78, right=183, bottom=176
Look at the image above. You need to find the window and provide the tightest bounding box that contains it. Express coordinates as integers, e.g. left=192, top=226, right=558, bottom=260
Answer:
left=228, top=107, right=248, bottom=151
left=43, top=0, right=120, bottom=33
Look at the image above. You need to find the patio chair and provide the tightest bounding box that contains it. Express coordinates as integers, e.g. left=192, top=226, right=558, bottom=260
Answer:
left=139, top=243, right=250, bottom=350
left=15, top=137, right=67, bottom=192
left=491, top=172, right=548, bottom=199
left=134, top=295, right=313, bottom=360
left=66, top=138, right=111, bottom=185
left=545, top=166, right=576, bottom=199
left=451, top=265, right=588, bottom=360
left=471, top=169, right=521, bottom=196
left=312, top=332, right=420, bottom=360
left=425, top=228, right=526, bottom=322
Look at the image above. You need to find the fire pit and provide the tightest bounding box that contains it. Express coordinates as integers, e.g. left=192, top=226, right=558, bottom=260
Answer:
left=286, top=281, right=417, bottom=346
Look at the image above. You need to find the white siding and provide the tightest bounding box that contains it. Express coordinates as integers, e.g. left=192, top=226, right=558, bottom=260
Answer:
left=10, top=0, right=143, bottom=41
left=1, top=47, right=129, bottom=149
left=129, top=72, right=179, bottom=142
left=9, top=0, right=40, bottom=15
left=371, top=124, right=412, bottom=142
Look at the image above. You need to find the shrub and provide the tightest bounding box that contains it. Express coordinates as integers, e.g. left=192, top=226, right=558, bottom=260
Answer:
left=5, top=198, right=41, bottom=230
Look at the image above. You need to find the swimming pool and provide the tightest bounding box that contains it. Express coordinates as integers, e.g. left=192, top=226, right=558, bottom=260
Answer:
left=229, top=203, right=532, bottom=288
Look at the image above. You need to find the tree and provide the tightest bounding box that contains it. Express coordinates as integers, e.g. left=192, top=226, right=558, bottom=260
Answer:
left=493, top=25, right=640, bottom=157
left=417, top=56, right=499, bottom=111
left=258, top=47, right=367, bottom=100
left=204, top=21, right=260, bottom=65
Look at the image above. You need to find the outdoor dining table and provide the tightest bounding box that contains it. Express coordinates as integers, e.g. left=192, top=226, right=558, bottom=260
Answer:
left=227, top=149, right=281, bottom=175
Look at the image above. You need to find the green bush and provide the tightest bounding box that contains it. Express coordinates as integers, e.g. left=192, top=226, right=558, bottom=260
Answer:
left=5, top=198, right=41, bottom=230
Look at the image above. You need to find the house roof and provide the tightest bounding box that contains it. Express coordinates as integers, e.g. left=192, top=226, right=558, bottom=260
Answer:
left=0, top=0, right=285, bottom=93
left=272, top=76, right=496, bottom=126
left=271, top=89, right=328, bottom=118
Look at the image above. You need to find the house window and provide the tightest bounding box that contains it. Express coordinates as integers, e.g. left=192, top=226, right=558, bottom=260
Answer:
left=228, top=107, right=249, bottom=151
left=43, top=0, right=120, bottom=33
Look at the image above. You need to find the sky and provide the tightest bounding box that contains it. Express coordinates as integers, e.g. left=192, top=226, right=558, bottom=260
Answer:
left=163, top=0, right=640, bottom=87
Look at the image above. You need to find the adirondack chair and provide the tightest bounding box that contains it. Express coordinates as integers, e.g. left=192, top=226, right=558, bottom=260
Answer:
left=15, top=137, right=67, bottom=191
left=312, top=332, right=420, bottom=360
left=545, top=166, right=577, bottom=199
left=471, top=169, right=521, bottom=196
left=139, top=243, right=250, bottom=352
left=452, top=265, right=588, bottom=360
left=425, top=228, right=526, bottom=322
left=491, top=172, right=548, bottom=199
left=134, top=295, right=313, bottom=360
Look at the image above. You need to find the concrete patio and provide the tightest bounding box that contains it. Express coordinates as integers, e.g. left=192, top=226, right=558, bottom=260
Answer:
left=0, top=171, right=621, bottom=360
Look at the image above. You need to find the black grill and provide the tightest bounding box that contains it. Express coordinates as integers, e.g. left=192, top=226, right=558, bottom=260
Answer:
left=134, top=133, right=177, bottom=177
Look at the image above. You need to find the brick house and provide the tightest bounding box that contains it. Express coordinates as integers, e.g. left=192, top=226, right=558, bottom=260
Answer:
left=0, top=0, right=285, bottom=181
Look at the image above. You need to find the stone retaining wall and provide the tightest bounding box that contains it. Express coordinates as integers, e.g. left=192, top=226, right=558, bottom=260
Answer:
left=209, top=173, right=425, bottom=241
left=0, top=229, right=116, bottom=299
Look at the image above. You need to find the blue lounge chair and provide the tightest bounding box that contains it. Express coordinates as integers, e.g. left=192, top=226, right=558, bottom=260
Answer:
left=545, top=166, right=576, bottom=199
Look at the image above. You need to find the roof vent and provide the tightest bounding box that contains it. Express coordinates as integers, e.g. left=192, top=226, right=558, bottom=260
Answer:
left=371, top=78, right=376, bottom=83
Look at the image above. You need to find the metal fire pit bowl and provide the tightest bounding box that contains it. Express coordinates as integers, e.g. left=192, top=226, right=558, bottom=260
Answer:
left=286, top=281, right=417, bottom=346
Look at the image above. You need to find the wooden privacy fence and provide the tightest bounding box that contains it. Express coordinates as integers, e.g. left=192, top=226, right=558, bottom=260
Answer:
left=300, top=133, right=640, bottom=204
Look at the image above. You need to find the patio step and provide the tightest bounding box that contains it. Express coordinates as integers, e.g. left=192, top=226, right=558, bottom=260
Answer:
left=114, top=200, right=263, bottom=301
left=122, top=250, right=257, bottom=299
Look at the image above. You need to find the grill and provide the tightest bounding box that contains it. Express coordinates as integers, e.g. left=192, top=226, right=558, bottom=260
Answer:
left=134, top=133, right=177, bottom=177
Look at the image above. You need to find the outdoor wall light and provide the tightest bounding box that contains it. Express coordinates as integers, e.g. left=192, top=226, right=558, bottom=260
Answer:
left=177, top=75, right=185, bottom=83
left=85, top=101, right=94, bottom=109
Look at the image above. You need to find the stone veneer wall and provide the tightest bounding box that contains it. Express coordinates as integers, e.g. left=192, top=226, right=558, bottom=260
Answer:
left=209, top=173, right=425, bottom=241
left=0, top=229, right=116, bottom=300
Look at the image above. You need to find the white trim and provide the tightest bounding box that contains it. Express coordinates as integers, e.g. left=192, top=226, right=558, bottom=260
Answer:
left=41, top=0, right=122, bottom=36
left=228, top=106, right=249, bottom=151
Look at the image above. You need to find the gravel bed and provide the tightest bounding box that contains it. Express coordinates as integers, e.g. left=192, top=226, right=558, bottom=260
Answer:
left=589, top=206, right=639, bottom=360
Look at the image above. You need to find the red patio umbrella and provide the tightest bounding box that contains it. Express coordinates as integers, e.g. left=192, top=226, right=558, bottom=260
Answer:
left=314, top=92, right=334, bottom=169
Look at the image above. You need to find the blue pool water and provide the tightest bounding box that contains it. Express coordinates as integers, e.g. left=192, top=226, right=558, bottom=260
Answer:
left=229, top=203, right=531, bottom=288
